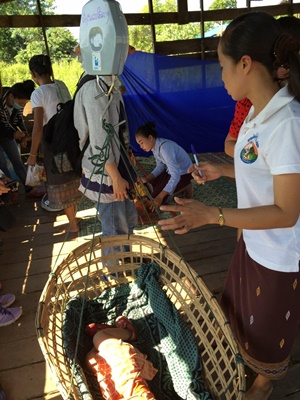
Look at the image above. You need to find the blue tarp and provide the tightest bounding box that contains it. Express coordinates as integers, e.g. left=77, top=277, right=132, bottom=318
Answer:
left=120, top=51, right=236, bottom=156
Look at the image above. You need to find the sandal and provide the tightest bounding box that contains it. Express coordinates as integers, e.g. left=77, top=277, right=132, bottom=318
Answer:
left=85, top=323, right=113, bottom=336
left=115, top=315, right=137, bottom=341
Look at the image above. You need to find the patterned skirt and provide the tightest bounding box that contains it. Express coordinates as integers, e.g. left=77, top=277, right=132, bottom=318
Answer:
left=221, top=237, right=300, bottom=380
left=47, top=178, right=82, bottom=210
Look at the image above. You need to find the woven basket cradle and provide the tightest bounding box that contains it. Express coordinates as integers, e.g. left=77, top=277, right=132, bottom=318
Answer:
left=36, top=234, right=246, bottom=400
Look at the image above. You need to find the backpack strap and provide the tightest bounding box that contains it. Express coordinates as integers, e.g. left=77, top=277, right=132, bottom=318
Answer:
left=73, top=74, right=97, bottom=157
left=74, top=73, right=97, bottom=98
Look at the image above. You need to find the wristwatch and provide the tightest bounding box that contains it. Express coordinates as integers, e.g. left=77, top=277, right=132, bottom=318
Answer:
left=218, top=207, right=225, bottom=227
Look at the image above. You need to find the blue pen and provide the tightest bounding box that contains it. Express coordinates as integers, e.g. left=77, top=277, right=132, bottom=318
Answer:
left=191, top=144, right=203, bottom=177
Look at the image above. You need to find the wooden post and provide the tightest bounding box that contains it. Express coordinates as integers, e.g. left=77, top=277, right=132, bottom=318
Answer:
left=177, top=0, right=189, bottom=25
left=36, top=0, right=54, bottom=79
left=148, top=0, right=156, bottom=53
left=200, top=0, right=205, bottom=59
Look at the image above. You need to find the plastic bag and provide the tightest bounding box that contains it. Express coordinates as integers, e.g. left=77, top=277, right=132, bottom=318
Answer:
left=25, top=164, right=46, bottom=187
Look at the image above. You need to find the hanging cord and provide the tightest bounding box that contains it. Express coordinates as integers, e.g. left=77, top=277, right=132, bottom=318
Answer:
left=65, top=81, right=123, bottom=398
left=63, top=81, right=236, bottom=396
left=54, top=76, right=115, bottom=248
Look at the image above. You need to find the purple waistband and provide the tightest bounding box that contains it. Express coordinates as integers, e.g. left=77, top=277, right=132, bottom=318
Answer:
left=80, top=174, right=113, bottom=194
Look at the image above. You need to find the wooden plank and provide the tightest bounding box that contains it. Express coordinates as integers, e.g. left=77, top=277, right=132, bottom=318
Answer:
left=0, top=362, right=62, bottom=400
left=190, top=253, right=234, bottom=277
left=0, top=294, right=44, bottom=344
left=154, top=37, right=220, bottom=56
left=0, top=242, right=77, bottom=265
left=0, top=336, right=44, bottom=370
left=269, top=363, right=300, bottom=399
left=177, top=0, right=189, bottom=25
left=160, top=225, right=236, bottom=245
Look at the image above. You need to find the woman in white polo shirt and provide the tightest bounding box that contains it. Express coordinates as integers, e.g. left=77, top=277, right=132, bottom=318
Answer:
left=158, top=12, right=300, bottom=400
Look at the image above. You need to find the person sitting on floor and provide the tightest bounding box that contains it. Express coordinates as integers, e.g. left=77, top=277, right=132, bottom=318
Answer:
left=85, top=316, right=157, bottom=400
left=135, top=121, right=193, bottom=211
left=0, top=79, right=38, bottom=198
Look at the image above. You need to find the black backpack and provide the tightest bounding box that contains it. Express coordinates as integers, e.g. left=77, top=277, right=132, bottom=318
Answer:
left=43, top=74, right=96, bottom=176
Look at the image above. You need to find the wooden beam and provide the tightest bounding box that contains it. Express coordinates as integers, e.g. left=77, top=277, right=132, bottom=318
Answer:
left=36, top=0, right=50, bottom=60
left=154, top=37, right=219, bottom=56
left=0, top=14, right=81, bottom=28
left=148, top=0, right=156, bottom=54
left=0, top=4, right=299, bottom=29
left=177, top=0, right=189, bottom=25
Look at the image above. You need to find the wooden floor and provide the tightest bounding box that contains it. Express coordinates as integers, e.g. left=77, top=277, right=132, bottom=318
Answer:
left=0, top=192, right=299, bottom=399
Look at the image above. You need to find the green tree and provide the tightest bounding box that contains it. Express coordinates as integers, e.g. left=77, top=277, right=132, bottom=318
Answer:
left=14, top=27, right=77, bottom=63
left=0, top=0, right=77, bottom=64
left=205, top=0, right=237, bottom=33
left=129, top=0, right=200, bottom=53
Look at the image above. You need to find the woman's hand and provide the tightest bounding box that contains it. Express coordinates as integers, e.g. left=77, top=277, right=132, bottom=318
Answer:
left=137, top=176, right=147, bottom=184
left=26, top=154, right=37, bottom=166
left=158, top=197, right=215, bottom=234
left=112, top=177, right=130, bottom=202
left=0, top=180, right=10, bottom=195
left=151, top=193, right=165, bottom=211
left=20, top=136, right=31, bottom=149
left=13, top=130, right=26, bottom=141
left=189, top=162, right=223, bottom=184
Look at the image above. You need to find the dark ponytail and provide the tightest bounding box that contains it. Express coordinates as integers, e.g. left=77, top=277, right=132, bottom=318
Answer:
left=220, top=12, right=280, bottom=75
left=275, top=18, right=300, bottom=102
left=29, top=54, right=53, bottom=77
left=221, top=12, right=300, bottom=102
left=135, top=121, right=158, bottom=139
left=10, top=80, right=35, bottom=99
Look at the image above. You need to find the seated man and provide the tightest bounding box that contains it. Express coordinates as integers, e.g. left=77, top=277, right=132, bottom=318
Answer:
left=85, top=316, right=157, bottom=400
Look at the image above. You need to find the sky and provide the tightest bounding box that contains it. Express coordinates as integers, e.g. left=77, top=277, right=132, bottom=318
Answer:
left=53, top=0, right=287, bottom=39
left=54, top=0, right=147, bottom=15
left=54, top=0, right=286, bottom=15
left=54, top=0, right=255, bottom=17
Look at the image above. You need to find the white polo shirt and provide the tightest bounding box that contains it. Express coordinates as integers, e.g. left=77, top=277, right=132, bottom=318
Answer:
left=234, top=85, right=300, bottom=272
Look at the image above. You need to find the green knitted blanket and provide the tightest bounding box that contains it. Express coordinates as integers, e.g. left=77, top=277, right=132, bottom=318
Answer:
left=62, top=263, right=212, bottom=400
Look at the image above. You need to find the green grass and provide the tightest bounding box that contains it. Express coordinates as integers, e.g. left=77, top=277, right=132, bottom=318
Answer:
left=0, top=59, right=83, bottom=95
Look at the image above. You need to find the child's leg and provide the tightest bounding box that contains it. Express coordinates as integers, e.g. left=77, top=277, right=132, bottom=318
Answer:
left=93, top=328, right=132, bottom=350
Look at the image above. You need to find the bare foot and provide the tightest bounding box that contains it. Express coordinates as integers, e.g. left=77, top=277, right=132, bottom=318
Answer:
left=245, top=378, right=273, bottom=400
left=59, top=226, right=79, bottom=234
left=59, top=218, right=82, bottom=233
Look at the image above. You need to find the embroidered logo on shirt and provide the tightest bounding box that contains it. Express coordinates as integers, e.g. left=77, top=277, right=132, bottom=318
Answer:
left=240, top=141, right=258, bottom=164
